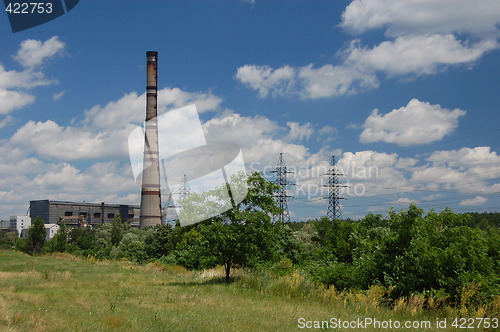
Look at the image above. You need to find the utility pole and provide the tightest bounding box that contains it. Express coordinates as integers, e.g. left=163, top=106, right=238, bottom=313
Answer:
left=323, top=156, right=346, bottom=221
left=271, top=153, right=294, bottom=223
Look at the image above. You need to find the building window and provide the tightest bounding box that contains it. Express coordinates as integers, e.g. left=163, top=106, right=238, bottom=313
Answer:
left=107, top=213, right=115, bottom=219
left=64, top=211, right=73, bottom=216
left=79, top=212, right=87, bottom=217
left=94, top=213, right=101, bottom=219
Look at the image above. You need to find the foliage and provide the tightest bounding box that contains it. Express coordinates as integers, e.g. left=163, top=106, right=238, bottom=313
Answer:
left=0, top=232, right=18, bottom=249
left=49, top=221, right=68, bottom=252
left=110, top=215, right=123, bottom=246
left=27, top=216, right=46, bottom=255
left=190, top=172, right=282, bottom=282
left=5, top=181, right=497, bottom=312
left=306, top=205, right=499, bottom=308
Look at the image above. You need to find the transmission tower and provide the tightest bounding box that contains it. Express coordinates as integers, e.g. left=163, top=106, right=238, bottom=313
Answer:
left=178, top=174, right=191, bottom=201
left=323, top=156, right=346, bottom=221
left=271, top=153, right=294, bottom=223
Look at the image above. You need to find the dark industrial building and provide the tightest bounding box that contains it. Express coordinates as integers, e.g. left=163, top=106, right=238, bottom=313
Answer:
left=29, top=200, right=140, bottom=226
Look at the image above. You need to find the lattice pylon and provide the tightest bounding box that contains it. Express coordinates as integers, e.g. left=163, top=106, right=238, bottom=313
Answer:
left=324, top=156, right=346, bottom=221
left=178, top=174, right=191, bottom=201
left=271, top=153, right=294, bottom=223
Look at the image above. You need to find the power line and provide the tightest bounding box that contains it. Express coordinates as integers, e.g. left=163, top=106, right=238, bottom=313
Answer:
left=271, top=153, right=294, bottom=223
left=322, top=155, right=347, bottom=221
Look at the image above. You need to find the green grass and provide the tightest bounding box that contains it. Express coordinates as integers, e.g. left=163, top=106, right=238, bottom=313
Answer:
left=0, top=250, right=495, bottom=331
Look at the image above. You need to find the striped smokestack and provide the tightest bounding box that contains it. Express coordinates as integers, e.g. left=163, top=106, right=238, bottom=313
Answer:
left=139, top=51, right=162, bottom=228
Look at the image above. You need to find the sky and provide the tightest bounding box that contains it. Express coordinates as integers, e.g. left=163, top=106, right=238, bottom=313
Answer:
left=1, top=0, right=499, bottom=221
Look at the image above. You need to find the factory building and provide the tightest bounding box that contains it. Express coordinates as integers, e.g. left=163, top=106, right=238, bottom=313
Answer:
left=10, top=215, right=31, bottom=236
left=20, top=223, right=60, bottom=241
left=29, top=200, right=140, bottom=226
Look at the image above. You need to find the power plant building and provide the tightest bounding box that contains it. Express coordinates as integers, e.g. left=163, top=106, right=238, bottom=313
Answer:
left=29, top=200, right=140, bottom=226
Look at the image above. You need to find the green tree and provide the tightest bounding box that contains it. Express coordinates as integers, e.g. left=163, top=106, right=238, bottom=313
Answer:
left=68, top=227, right=97, bottom=256
left=111, top=215, right=124, bottom=246
left=27, top=216, right=46, bottom=254
left=144, top=224, right=174, bottom=259
left=191, top=172, right=281, bottom=282
left=0, top=232, right=18, bottom=249
left=51, top=221, right=68, bottom=252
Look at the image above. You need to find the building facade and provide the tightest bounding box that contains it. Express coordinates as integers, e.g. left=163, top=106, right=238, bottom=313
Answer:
left=10, top=215, right=31, bottom=236
left=29, top=200, right=140, bottom=226
left=20, top=223, right=60, bottom=241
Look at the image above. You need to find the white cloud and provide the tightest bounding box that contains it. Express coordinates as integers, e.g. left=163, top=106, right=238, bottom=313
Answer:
left=286, top=121, right=314, bottom=141
left=13, top=36, right=65, bottom=68
left=317, top=125, right=338, bottom=143
left=0, top=89, right=35, bottom=114
left=460, top=196, right=487, bottom=206
left=427, top=146, right=500, bottom=167
left=0, top=37, right=65, bottom=116
left=236, top=35, right=497, bottom=99
left=0, top=64, right=58, bottom=89
left=297, top=64, right=378, bottom=98
left=235, top=65, right=295, bottom=97
left=53, top=90, right=65, bottom=101
left=9, top=120, right=128, bottom=161
left=346, top=35, right=498, bottom=77
left=360, top=99, right=466, bottom=146
left=410, top=146, right=500, bottom=195
left=0, top=116, right=14, bottom=129
left=341, top=0, right=500, bottom=38
left=390, top=197, right=419, bottom=205
left=84, top=88, right=222, bottom=129
left=237, top=1, right=500, bottom=99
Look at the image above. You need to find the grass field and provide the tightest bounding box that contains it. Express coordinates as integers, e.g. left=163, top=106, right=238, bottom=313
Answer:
left=0, top=250, right=496, bottom=331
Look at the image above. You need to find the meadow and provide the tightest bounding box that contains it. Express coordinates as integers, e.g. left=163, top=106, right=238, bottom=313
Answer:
left=1, top=250, right=496, bottom=331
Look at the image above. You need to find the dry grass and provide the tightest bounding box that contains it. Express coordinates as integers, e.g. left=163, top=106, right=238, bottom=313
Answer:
left=1, top=250, right=498, bottom=331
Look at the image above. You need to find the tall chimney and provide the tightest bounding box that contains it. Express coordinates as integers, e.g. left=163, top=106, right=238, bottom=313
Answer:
left=139, top=51, right=162, bottom=228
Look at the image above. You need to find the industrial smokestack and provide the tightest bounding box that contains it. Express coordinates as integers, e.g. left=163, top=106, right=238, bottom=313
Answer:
left=139, top=51, right=162, bottom=228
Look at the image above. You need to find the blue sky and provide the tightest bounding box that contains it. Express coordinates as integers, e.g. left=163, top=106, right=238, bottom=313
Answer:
left=1, top=0, right=499, bottom=220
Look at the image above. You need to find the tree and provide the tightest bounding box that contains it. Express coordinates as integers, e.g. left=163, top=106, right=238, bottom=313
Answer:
left=51, top=221, right=68, bottom=252
left=27, top=216, right=46, bottom=254
left=190, top=172, right=281, bottom=282
left=0, top=232, right=18, bottom=249
left=144, top=224, right=174, bottom=259
left=111, top=215, right=124, bottom=246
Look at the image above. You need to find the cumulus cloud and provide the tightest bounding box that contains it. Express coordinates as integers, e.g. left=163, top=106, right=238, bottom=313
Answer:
left=236, top=1, right=500, bottom=99
left=0, top=64, right=58, bottom=90
left=460, top=196, right=487, bottom=206
left=13, top=36, right=65, bottom=68
left=427, top=146, right=500, bottom=167
left=297, top=64, right=377, bottom=98
left=287, top=122, right=314, bottom=141
left=0, top=37, right=64, bottom=116
left=341, top=0, right=500, bottom=37
left=346, top=35, right=497, bottom=77
left=1, top=92, right=344, bottom=216
left=0, top=116, right=14, bottom=129
left=84, top=88, right=222, bottom=129
left=410, top=147, right=500, bottom=196
left=235, top=65, right=295, bottom=97
left=9, top=120, right=128, bottom=161
left=359, top=99, right=466, bottom=146
left=0, top=89, right=35, bottom=114
left=390, top=197, right=419, bottom=205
